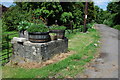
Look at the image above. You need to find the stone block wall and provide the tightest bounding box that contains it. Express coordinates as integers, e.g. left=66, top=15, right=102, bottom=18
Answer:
left=11, top=38, right=68, bottom=63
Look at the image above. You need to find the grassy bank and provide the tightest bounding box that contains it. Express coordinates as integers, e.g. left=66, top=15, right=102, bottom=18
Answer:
left=2, top=28, right=100, bottom=78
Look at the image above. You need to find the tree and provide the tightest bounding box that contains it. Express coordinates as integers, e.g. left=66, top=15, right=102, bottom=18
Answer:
left=107, top=1, right=120, bottom=25
left=87, top=2, right=95, bottom=23
left=2, top=5, right=32, bottom=31
left=33, top=2, right=63, bottom=26
left=2, top=2, right=96, bottom=31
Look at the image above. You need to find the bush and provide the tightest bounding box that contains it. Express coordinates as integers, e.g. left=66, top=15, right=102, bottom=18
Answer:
left=60, top=12, right=74, bottom=23
left=49, top=25, right=66, bottom=30
left=113, top=25, right=120, bottom=30
left=2, top=7, right=33, bottom=31
left=27, top=23, right=48, bottom=32
left=77, top=25, right=84, bottom=32
left=103, top=19, right=114, bottom=27
left=17, top=21, right=32, bottom=31
left=103, top=14, right=116, bottom=27
left=86, top=23, right=94, bottom=29
left=32, top=19, right=44, bottom=25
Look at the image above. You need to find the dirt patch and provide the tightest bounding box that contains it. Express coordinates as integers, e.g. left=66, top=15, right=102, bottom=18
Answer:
left=98, top=52, right=108, bottom=58
left=13, top=51, right=76, bottom=69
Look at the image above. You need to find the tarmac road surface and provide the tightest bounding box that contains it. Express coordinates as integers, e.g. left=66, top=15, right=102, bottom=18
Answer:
left=75, top=24, right=119, bottom=78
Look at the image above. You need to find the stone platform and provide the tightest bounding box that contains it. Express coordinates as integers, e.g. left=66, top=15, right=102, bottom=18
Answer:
left=11, top=37, right=68, bottom=63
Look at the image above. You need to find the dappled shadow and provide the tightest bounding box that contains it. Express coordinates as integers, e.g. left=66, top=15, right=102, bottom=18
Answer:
left=98, top=52, right=108, bottom=58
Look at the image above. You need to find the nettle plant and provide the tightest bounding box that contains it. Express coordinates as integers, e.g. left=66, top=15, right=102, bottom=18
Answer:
left=27, top=23, right=49, bottom=33
left=49, top=25, right=66, bottom=30
left=17, top=21, right=33, bottom=31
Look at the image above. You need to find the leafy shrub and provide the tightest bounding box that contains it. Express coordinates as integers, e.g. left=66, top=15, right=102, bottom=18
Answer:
left=17, top=21, right=33, bottom=31
left=49, top=25, right=66, bottom=30
left=2, top=7, right=33, bottom=31
left=73, top=24, right=77, bottom=29
left=103, top=19, right=114, bottom=27
left=77, top=25, right=84, bottom=32
left=88, top=28, right=96, bottom=32
left=60, top=12, right=74, bottom=23
left=113, top=25, right=120, bottom=30
left=31, top=18, right=45, bottom=24
left=33, top=8, right=49, bottom=18
left=86, top=23, right=94, bottom=29
left=103, top=14, right=116, bottom=27
left=27, top=23, right=48, bottom=32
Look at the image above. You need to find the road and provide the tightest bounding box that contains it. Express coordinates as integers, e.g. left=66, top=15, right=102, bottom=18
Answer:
left=76, top=24, right=119, bottom=78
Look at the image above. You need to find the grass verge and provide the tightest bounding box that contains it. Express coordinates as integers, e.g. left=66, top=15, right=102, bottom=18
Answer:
left=2, top=28, right=100, bottom=78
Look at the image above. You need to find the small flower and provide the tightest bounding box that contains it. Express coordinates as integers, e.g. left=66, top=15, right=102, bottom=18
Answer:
left=94, top=43, right=97, bottom=46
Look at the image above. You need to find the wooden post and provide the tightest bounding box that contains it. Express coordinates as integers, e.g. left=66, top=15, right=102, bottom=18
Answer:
left=55, top=20, right=58, bottom=25
left=6, top=35, right=9, bottom=62
left=70, top=20, right=73, bottom=33
left=83, top=1, right=88, bottom=33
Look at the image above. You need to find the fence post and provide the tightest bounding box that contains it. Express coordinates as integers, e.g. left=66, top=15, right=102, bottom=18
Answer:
left=1, top=33, right=18, bottom=66
left=6, top=35, right=9, bottom=62
left=70, top=20, right=73, bottom=33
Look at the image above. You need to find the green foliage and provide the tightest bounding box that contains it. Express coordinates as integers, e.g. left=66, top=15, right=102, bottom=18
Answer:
left=27, top=23, right=48, bottom=32
left=2, top=2, right=96, bottom=32
left=109, top=2, right=120, bottom=26
left=32, top=19, right=44, bottom=24
left=72, top=3, right=84, bottom=26
left=75, top=23, right=94, bottom=32
left=103, top=13, right=116, bottom=27
left=33, top=8, right=49, bottom=18
left=94, top=6, right=106, bottom=24
left=94, top=1, right=120, bottom=30
left=99, top=1, right=120, bottom=29
left=107, top=2, right=120, bottom=14
left=49, top=25, right=66, bottom=30
left=17, top=21, right=32, bottom=31
left=86, top=23, right=94, bottom=29
left=33, top=2, right=63, bottom=25
left=2, top=6, right=33, bottom=31
left=113, top=25, right=120, bottom=31
left=60, top=12, right=74, bottom=23
left=88, top=28, right=96, bottom=32
left=77, top=25, right=84, bottom=32
left=113, top=13, right=120, bottom=25
left=73, top=10, right=83, bottom=26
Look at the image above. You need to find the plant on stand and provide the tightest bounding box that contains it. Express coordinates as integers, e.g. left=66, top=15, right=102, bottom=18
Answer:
left=49, top=33, right=57, bottom=41
left=49, top=25, right=66, bottom=39
left=27, top=23, right=50, bottom=43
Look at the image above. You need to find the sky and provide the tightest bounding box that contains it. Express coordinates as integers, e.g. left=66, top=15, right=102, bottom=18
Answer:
left=0, top=0, right=110, bottom=10
left=93, top=0, right=110, bottom=10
